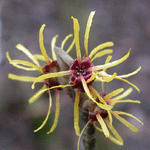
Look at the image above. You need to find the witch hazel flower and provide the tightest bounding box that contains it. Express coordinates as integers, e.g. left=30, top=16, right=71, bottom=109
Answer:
left=6, top=24, right=74, bottom=134
left=77, top=87, right=143, bottom=150
left=31, top=11, right=140, bottom=136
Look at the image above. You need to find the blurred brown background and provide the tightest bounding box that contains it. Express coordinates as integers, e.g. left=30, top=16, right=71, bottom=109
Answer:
left=0, top=0, right=150, bottom=150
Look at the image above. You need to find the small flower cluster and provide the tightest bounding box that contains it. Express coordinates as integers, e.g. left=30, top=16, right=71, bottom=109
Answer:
left=7, top=11, right=143, bottom=149
left=6, top=24, right=75, bottom=134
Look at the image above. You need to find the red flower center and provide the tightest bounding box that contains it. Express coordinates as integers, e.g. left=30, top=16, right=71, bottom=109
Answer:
left=70, top=59, right=94, bottom=89
left=89, top=110, right=108, bottom=122
left=42, top=61, right=60, bottom=88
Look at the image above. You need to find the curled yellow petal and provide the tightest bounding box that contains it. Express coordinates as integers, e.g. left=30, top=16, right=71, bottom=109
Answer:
left=66, top=38, right=75, bottom=53
left=11, top=63, right=37, bottom=71
left=33, top=54, right=50, bottom=62
left=84, top=11, right=95, bottom=55
left=39, top=24, right=51, bottom=64
left=6, top=52, right=43, bottom=73
left=105, top=55, right=112, bottom=64
left=51, top=34, right=59, bottom=60
left=94, top=123, right=123, bottom=145
left=104, top=72, right=117, bottom=82
left=31, top=70, right=73, bottom=89
left=115, top=66, right=141, bottom=78
left=86, top=72, right=98, bottom=84
left=104, top=88, right=124, bottom=101
left=77, top=120, right=91, bottom=150
left=12, top=60, right=41, bottom=72
left=93, top=122, right=102, bottom=132
left=29, top=85, right=46, bottom=104
left=74, top=88, right=80, bottom=136
left=105, top=119, right=123, bottom=145
left=96, top=113, right=109, bottom=137
left=34, top=90, right=52, bottom=132
left=108, top=134, right=123, bottom=146
left=36, top=83, right=75, bottom=96
left=71, top=16, right=81, bottom=62
left=89, top=42, right=114, bottom=58
left=91, top=49, right=131, bottom=71
left=88, top=86, right=106, bottom=104
left=116, top=78, right=140, bottom=92
left=112, top=111, right=138, bottom=132
left=8, top=73, right=38, bottom=82
left=113, top=100, right=141, bottom=104
left=91, top=49, right=113, bottom=62
left=47, top=89, right=60, bottom=134
left=80, top=75, right=113, bottom=110
left=61, top=34, right=73, bottom=49
left=16, top=44, right=40, bottom=66
left=103, top=55, right=112, bottom=72
left=113, top=87, right=133, bottom=101
left=113, top=111, right=143, bottom=125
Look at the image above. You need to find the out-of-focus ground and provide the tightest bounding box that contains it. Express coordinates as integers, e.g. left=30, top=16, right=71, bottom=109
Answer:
left=0, top=0, right=150, bottom=150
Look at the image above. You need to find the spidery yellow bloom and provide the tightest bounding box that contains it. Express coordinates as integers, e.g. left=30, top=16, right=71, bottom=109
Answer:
left=6, top=24, right=74, bottom=134
left=31, top=11, right=141, bottom=137
left=77, top=87, right=143, bottom=150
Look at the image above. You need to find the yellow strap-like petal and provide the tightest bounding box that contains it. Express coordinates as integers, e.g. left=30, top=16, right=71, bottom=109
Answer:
left=84, top=11, right=95, bottom=55
left=80, top=75, right=113, bottom=110
left=12, top=60, right=42, bottom=72
left=93, top=123, right=123, bottom=145
left=74, top=88, right=80, bottom=136
left=116, top=66, right=141, bottom=78
left=11, top=63, right=37, bottom=71
left=105, top=119, right=123, bottom=145
left=104, top=72, right=117, bottom=82
left=90, top=49, right=131, bottom=71
left=103, top=55, right=112, bottom=72
left=34, top=90, right=52, bottom=132
left=29, top=85, right=46, bottom=104
left=16, top=44, right=40, bottom=66
left=113, top=87, right=133, bottom=101
left=61, top=34, right=73, bottom=49
left=93, top=122, right=103, bottom=132
left=51, top=34, right=58, bottom=60
left=91, top=49, right=113, bottom=62
left=116, top=78, right=140, bottom=92
left=104, top=88, right=124, bottom=101
left=108, top=134, right=124, bottom=146
left=33, top=54, right=50, bottom=62
left=47, top=89, right=60, bottom=134
left=71, top=16, right=81, bottom=62
left=96, top=71, right=117, bottom=83
left=77, top=120, right=91, bottom=150
left=8, top=73, right=38, bottom=82
left=96, top=113, right=109, bottom=137
left=105, top=55, right=112, bottom=64
left=89, top=42, right=114, bottom=58
left=34, top=83, right=75, bottom=97
left=39, top=24, right=51, bottom=63
left=66, top=39, right=75, bottom=53
left=95, top=77, right=104, bottom=82
left=113, top=100, right=141, bottom=104
left=86, top=72, right=98, bottom=84
left=112, top=111, right=139, bottom=132
left=88, top=86, right=106, bottom=104
left=32, top=70, right=73, bottom=89
left=113, top=111, right=143, bottom=125
left=6, top=52, right=43, bottom=73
